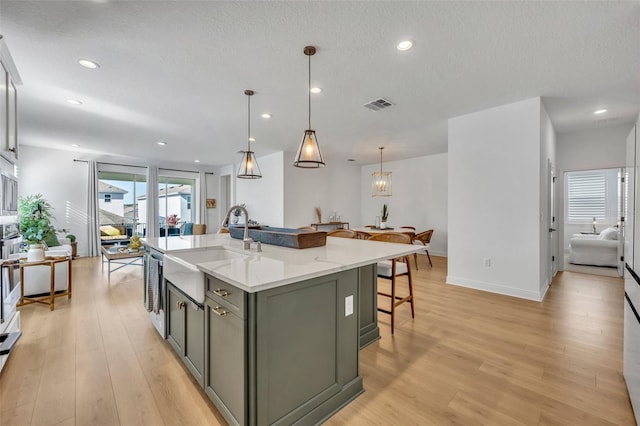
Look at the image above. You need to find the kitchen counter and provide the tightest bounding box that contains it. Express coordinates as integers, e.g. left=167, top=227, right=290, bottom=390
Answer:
left=142, top=233, right=423, bottom=426
left=143, top=233, right=421, bottom=295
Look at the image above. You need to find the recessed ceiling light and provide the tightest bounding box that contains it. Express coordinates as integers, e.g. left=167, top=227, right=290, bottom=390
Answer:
left=71, top=144, right=79, bottom=148
left=78, top=59, right=100, bottom=69
left=66, top=99, right=83, bottom=105
left=249, top=137, right=255, bottom=142
left=397, top=40, right=414, bottom=51
left=594, top=109, right=608, bottom=115
left=194, top=160, right=200, bottom=163
left=261, top=113, right=271, bottom=119
left=157, top=141, right=167, bottom=146
left=310, top=87, right=322, bottom=94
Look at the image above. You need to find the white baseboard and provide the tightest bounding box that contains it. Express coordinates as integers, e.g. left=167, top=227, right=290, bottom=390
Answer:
left=445, top=275, right=545, bottom=301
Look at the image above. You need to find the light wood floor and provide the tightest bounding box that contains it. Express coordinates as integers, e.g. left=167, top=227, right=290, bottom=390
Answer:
left=0, top=255, right=634, bottom=425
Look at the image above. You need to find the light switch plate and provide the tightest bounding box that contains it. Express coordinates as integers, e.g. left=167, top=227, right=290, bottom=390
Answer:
left=345, top=295, right=353, bottom=317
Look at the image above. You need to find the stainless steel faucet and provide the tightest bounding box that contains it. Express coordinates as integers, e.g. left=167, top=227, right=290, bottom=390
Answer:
left=219, top=205, right=253, bottom=249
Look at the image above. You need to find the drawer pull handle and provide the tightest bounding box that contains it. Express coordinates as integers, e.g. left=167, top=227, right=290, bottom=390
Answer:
left=177, top=301, right=185, bottom=310
left=212, top=306, right=228, bottom=316
left=214, top=288, right=229, bottom=297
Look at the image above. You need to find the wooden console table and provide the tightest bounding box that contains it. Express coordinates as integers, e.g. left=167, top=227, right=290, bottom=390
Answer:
left=9, top=256, right=72, bottom=311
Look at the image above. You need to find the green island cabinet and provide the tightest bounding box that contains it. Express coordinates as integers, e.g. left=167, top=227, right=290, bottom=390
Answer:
left=201, top=264, right=376, bottom=426
left=166, top=282, right=205, bottom=386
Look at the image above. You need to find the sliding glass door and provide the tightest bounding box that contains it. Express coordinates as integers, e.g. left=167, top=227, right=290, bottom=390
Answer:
left=98, top=169, right=147, bottom=239
left=158, top=170, right=197, bottom=237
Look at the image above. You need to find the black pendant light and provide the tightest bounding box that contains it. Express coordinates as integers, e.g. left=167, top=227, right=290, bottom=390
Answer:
left=237, top=89, right=262, bottom=179
left=293, top=46, right=325, bottom=168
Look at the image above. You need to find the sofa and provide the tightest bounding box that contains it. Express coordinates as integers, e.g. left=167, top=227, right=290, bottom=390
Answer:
left=569, top=227, right=620, bottom=267
left=10, top=238, right=73, bottom=296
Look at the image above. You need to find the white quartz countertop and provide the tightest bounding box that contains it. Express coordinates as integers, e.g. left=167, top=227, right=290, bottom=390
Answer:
left=143, top=234, right=423, bottom=294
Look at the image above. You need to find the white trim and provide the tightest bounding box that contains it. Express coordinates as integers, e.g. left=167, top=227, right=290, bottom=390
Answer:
left=0, top=36, right=21, bottom=84
left=445, top=275, right=545, bottom=302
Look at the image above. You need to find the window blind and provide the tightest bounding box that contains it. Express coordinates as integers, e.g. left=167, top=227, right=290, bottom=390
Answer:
left=567, top=171, right=606, bottom=221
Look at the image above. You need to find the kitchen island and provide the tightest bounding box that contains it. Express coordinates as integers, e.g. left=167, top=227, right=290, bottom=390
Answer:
left=143, top=233, right=420, bottom=426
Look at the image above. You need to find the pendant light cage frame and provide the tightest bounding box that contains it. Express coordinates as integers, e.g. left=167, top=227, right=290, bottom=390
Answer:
left=372, top=147, right=392, bottom=197
left=237, top=89, right=262, bottom=179
left=294, top=46, right=325, bottom=168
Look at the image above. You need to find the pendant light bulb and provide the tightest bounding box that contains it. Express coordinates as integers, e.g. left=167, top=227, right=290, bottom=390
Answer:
left=237, top=90, right=262, bottom=179
left=294, top=46, right=325, bottom=168
left=372, top=147, right=392, bottom=197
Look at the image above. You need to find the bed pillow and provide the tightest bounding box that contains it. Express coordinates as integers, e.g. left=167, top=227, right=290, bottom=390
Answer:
left=598, top=227, right=619, bottom=240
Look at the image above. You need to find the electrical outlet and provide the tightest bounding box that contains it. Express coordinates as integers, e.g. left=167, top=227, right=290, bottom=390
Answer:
left=345, top=295, right=353, bottom=317
left=483, top=258, right=491, bottom=267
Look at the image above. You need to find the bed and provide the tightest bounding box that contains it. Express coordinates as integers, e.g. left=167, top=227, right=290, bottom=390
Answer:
left=568, top=227, right=619, bottom=267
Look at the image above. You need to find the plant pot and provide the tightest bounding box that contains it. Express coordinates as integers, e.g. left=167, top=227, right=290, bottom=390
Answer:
left=27, top=244, right=45, bottom=262
left=380, top=221, right=387, bottom=229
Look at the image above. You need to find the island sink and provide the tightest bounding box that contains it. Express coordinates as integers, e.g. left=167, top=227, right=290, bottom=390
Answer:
left=164, top=247, right=248, bottom=303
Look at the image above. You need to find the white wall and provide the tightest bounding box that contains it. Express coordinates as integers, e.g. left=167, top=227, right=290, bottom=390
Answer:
left=283, top=151, right=361, bottom=228
left=360, top=153, right=448, bottom=256
left=235, top=151, right=285, bottom=227
left=18, top=146, right=220, bottom=256
left=448, top=97, right=547, bottom=301
left=555, top=124, right=629, bottom=262
left=19, top=146, right=89, bottom=254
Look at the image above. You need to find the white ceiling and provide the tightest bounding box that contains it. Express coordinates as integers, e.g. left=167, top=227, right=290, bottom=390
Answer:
left=1, top=1, right=638, bottom=167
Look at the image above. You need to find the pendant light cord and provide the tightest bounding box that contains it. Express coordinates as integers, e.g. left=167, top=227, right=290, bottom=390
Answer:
left=380, top=147, right=383, bottom=173
left=308, top=52, right=311, bottom=130
left=247, top=93, right=251, bottom=152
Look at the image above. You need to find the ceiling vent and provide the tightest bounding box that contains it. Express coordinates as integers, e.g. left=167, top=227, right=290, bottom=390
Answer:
left=363, top=98, right=394, bottom=111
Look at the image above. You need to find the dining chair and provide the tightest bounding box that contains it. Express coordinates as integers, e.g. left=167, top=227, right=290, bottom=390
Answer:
left=364, top=225, right=376, bottom=228
left=297, top=226, right=316, bottom=231
left=327, top=229, right=357, bottom=238
left=355, top=230, right=372, bottom=240
left=368, top=232, right=414, bottom=334
left=400, top=226, right=416, bottom=231
left=412, top=229, right=433, bottom=269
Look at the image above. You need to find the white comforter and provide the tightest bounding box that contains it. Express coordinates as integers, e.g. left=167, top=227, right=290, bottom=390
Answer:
left=569, top=234, right=618, bottom=267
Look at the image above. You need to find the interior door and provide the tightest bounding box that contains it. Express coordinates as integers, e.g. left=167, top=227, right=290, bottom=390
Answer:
left=619, top=167, right=627, bottom=276
left=548, top=160, right=558, bottom=282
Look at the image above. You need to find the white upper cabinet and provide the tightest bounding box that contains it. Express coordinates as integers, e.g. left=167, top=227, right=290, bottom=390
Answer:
left=0, top=36, right=20, bottom=165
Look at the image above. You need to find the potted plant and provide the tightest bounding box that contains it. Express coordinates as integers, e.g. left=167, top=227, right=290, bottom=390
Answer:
left=64, top=232, right=77, bottom=257
left=167, top=214, right=180, bottom=227
left=380, top=204, right=389, bottom=229
left=18, top=194, right=57, bottom=261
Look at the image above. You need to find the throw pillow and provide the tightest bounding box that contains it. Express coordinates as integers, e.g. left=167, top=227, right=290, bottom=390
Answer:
left=43, top=232, right=60, bottom=247
left=100, top=225, right=121, bottom=236
left=599, top=227, right=619, bottom=240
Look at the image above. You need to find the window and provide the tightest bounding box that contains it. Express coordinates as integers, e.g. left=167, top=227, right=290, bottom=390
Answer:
left=566, top=169, right=620, bottom=223
left=104, top=194, right=111, bottom=203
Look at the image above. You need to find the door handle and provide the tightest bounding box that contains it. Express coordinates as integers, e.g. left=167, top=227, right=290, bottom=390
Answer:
left=549, top=228, right=557, bottom=232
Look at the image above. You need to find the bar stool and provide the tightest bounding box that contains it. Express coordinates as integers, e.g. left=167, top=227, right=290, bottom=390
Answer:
left=368, top=232, right=415, bottom=334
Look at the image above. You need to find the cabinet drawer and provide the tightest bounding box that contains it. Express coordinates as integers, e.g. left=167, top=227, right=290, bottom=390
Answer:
left=206, top=275, right=245, bottom=318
